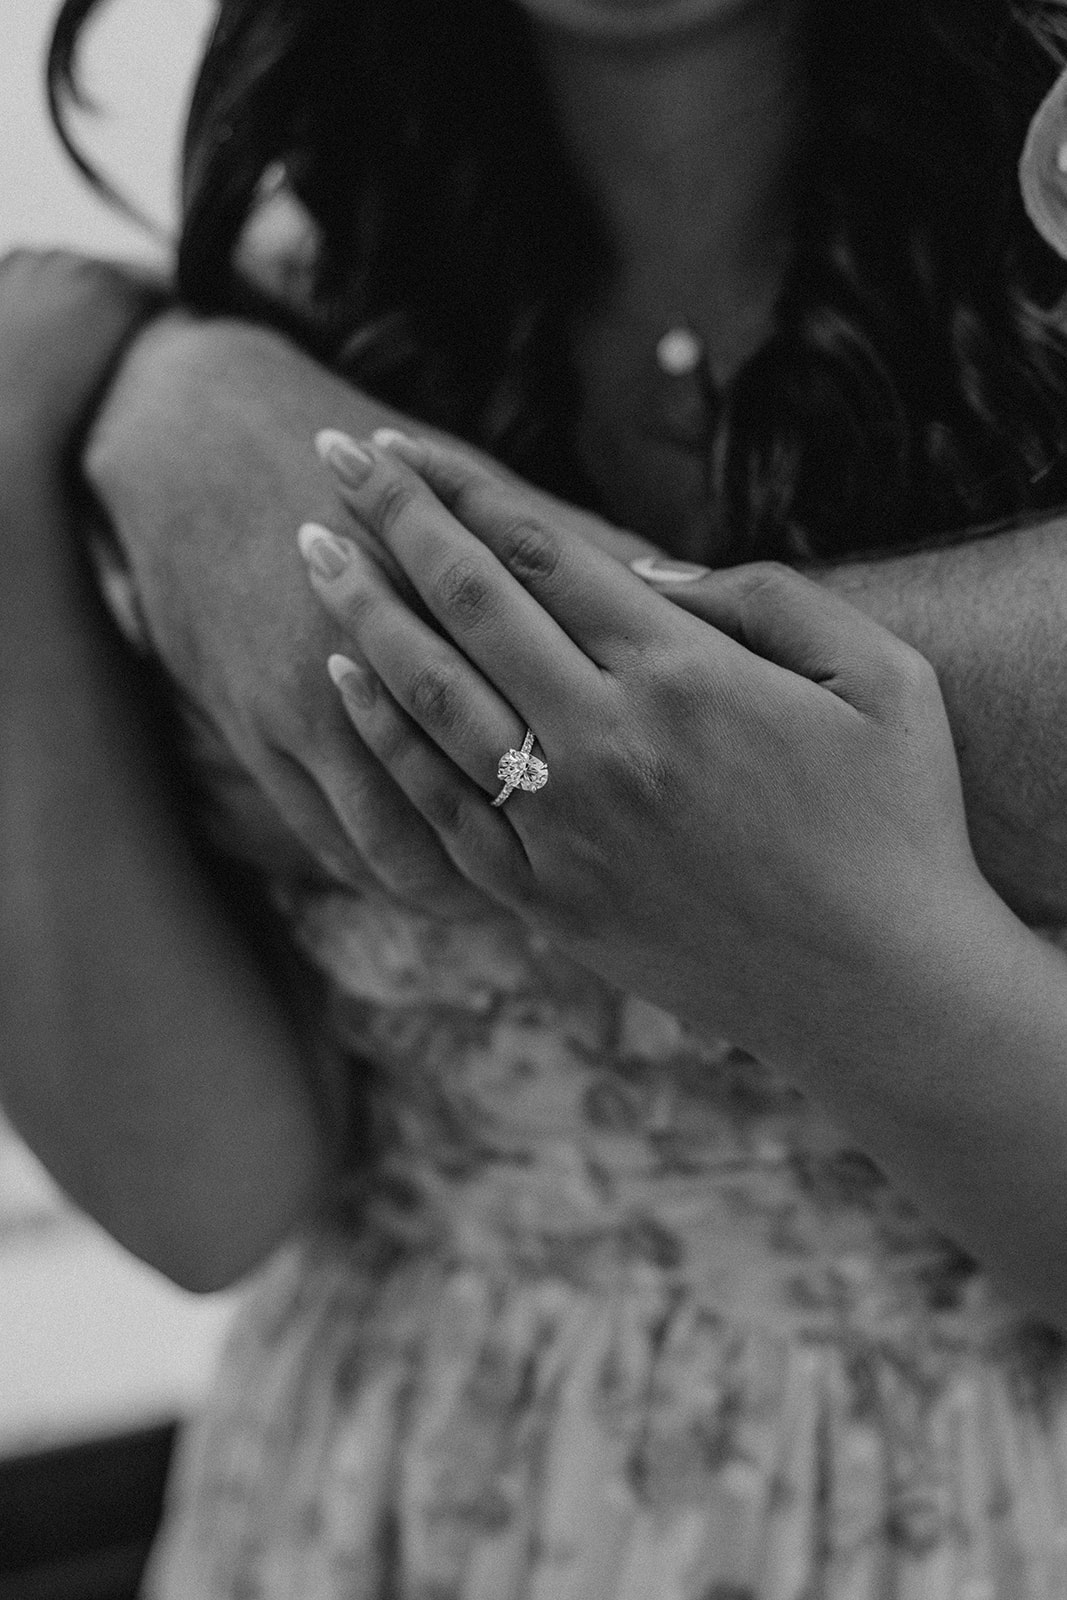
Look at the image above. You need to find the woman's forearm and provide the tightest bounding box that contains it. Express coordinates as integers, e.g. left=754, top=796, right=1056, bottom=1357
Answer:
left=787, top=881, right=1067, bottom=1327
left=0, top=434, right=338, bottom=1290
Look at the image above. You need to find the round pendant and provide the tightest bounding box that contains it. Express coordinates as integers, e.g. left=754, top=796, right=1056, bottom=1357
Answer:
left=655, top=325, right=706, bottom=378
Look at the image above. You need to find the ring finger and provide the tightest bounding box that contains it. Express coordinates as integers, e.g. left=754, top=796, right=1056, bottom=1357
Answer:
left=299, top=520, right=530, bottom=797
left=326, top=657, right=533, bottom=899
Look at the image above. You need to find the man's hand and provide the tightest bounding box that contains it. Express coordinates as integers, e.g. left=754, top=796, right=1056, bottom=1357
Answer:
left=84, top=313, right=654, bottom=911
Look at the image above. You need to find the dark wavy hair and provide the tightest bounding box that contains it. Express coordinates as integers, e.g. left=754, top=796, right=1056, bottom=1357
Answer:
left=46, top=0, right=1067, bottom=560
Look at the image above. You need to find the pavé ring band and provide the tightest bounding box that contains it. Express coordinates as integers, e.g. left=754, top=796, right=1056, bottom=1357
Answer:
left=492, top=729, right=549, bottom=807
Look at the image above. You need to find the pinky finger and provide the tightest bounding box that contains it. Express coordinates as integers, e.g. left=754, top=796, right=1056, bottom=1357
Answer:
left=327, top=652, right=533, bottom=907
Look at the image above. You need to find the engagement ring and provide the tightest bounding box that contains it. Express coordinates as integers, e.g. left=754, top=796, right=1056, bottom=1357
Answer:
left=492, top=729, right=549, bottom=807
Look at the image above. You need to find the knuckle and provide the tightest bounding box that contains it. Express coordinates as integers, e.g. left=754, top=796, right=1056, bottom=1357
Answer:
left=497, top=518, right=561, bottom=583
left=596, top=731, right=681, bottom=813
left=433, top=558, right=493, bottom=628
left=407, top=660, right=462, bottom=732
left=622, top=743, right=683, bottom=809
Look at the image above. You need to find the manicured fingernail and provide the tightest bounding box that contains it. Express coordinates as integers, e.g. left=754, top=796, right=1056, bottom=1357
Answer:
left=328, top=652, right=376, bottom=708
left=298, top=522, right=352, bottom=580
left=314, top=428, right=374, bottom=486
left=371, top=427, right=419, bottom=456
left=630, top=555, right=711, bottom=584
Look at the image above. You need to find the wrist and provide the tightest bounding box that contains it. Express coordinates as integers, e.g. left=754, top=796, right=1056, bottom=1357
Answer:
left=792, top=871, right=1029, bottom=1119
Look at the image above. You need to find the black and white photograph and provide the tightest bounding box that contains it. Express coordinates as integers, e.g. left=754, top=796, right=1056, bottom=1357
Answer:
left=8, top=0, right=1067, bottom=1594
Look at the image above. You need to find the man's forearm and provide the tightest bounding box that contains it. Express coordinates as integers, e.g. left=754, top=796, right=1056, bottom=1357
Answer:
left=814, top=520, right=1067, bottom=923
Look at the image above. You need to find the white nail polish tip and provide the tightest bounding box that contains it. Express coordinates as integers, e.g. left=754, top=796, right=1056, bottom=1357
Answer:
left=630, top=555, right=710, bottom=583
left=298, top=521, right=333, bottom=555
left=327, top=653, right=357, bottom=687
left=314, top=427, right=357, bottom=460
left=371, top=428, right=415, bottom=451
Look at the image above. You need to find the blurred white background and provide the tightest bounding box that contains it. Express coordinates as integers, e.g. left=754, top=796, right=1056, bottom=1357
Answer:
left=0, top=0, right=236, bottom=1458
left=0, top=0, right=210, bottom=258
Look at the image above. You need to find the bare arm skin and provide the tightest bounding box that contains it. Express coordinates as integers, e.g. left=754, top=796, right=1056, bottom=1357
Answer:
left=0, top=259, right=344, bottom=1290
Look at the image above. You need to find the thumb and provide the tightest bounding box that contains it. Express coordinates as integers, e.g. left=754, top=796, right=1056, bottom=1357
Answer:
left=633, top=558, right=905, bottom=714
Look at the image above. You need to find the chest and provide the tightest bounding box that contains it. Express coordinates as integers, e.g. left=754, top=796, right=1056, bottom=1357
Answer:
left=570, top=312, right=714, bottom=560
left=567, top=271, right=780, bottom=562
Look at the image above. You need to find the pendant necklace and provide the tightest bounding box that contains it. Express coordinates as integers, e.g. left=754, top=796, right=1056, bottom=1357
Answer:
left=511, top=0, right=729, bottom=422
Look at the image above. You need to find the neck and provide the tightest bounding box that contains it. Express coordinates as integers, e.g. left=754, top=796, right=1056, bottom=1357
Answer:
left=530, top=0, right=806, bottom=369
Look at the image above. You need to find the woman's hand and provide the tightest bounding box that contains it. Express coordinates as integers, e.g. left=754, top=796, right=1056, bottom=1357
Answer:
left=84, top=314, right=655, bottom=910
left=301, top=431, right=1004, bottom=1071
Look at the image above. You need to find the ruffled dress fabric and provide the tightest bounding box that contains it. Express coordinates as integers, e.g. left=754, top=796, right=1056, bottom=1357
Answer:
left=124, top=84, right=1067, bottom=1596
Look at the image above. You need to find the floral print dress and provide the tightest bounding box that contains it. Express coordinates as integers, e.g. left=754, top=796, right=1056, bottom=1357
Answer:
left=137, top=701, right=1067, bottom=1600
left=114, top=92, right=1067, bottom=1580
